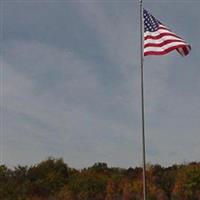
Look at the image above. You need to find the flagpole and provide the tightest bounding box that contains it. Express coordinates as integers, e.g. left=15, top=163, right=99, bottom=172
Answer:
left=139, top=0, right=147, bottom=200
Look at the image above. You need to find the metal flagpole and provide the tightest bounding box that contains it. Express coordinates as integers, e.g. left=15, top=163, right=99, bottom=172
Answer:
left=139, top=0, right=147, bottom=200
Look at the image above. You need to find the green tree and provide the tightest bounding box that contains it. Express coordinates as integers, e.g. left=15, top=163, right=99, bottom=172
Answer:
left=27, top=158, right=69, bottom=197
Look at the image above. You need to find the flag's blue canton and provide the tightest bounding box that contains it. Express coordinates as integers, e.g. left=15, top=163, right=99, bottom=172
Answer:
left=144, top=9, right=160, bottom=32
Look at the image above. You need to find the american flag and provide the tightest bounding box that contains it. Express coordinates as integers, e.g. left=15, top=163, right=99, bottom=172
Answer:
left=144, top=9, right=191, bottom=56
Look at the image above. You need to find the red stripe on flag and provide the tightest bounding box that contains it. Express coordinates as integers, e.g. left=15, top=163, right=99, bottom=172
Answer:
left=144, top=44, right=189, bottom=56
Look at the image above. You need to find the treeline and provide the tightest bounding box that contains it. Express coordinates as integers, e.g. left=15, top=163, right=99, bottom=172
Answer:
left=0, top=158, right=200, bottom=200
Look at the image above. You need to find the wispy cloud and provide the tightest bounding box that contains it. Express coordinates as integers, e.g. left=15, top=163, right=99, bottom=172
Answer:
left=2, top=40, right=141, bottom=167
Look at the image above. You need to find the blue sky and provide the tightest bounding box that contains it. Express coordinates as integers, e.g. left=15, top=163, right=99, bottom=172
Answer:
left=0, top=0, right=200, bottom=168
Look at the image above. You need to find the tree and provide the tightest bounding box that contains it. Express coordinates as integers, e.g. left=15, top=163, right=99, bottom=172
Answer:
left=27, top=158, right=69, bottom=197
left=68, top=172, right=107, bottom=200
left=56, top=185, right=75, bottom=200
left=172, top=164, right=200, bottom=200
left=105, top=180, right=116, bottom=200
left=122, top=180, right=133, bottom=200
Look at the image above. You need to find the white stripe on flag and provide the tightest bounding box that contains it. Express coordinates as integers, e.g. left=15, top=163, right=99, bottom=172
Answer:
left=144, top=36, right=184, bottom=45
left=144, top=41, right=188, bottom=53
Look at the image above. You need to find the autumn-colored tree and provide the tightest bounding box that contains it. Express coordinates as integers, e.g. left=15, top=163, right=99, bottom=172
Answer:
left=146, top=164, right=169, bottom=200
left=131, top=179, right=143, bottom=200
left=122, top=180, right=133, bottom=200
left=172, top=163, right=200, bottom=200
left=105, top=179, right=116, bottom=200
left=56, top=185, right=75, bottom=200
left=0, top=160, right=199, bottom=200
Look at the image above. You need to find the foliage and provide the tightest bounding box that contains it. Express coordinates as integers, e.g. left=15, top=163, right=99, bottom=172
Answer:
left=27, top=158, right=69, bottom=197
left=0, top=159, right=199, bottom=200
left=172, top=163, right=200, bottom=200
